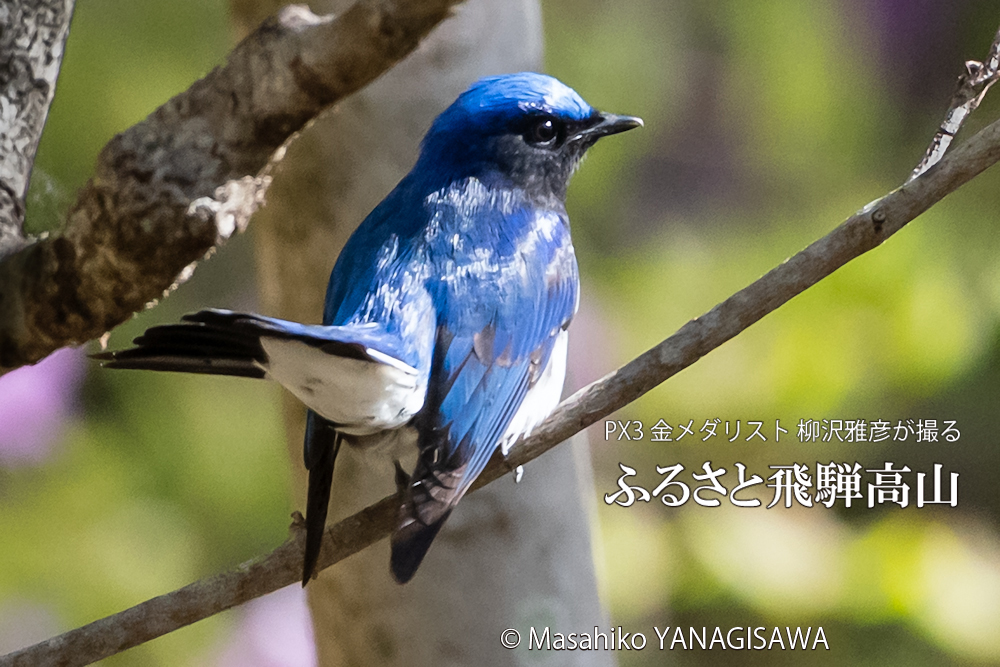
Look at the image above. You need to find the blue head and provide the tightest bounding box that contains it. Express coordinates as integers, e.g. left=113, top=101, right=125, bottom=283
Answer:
left=415, top=72, right=642, bottom=200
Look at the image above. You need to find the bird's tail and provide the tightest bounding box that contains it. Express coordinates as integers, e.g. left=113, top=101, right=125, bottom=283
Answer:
left=301, top=413, right=340, bottom=585
left=390, top=510, right=452, bottom=584
left=92, top=309, right=268, bottom=378
left=389, top=459, right=466, bottom=583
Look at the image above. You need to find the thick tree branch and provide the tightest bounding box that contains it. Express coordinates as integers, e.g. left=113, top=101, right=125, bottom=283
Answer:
left=5, top=105, right=1000, bottom=667
left=0, top=0, right=463, bottom=375
left=0, top=0, right=74, bottom=257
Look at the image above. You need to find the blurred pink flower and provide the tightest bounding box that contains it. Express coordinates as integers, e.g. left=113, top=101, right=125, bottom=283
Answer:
left=216, top=585, right=316, bottom=667
left=0, top=599, right=60, bottom=654
left=0, top=347, right=85, bottom=466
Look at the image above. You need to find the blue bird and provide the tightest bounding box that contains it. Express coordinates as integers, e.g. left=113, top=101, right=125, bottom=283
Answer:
left=96, top=72, right=642, bottom=584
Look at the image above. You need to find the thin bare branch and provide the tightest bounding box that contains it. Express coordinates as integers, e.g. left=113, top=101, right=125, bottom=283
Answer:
left=910, top=23, right=1000, bottom=181
left=0, top=0, right=75, bottom=257
left=5, top=103, right=1000, bottom=667
left=0, top=0, right=464, bottom=375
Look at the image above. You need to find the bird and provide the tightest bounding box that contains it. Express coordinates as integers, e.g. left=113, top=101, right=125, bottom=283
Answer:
left=95, top=72, right=642, bottom=585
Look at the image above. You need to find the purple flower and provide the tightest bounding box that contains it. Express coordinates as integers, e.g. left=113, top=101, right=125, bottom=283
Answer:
left=0, top=599, right=60, bottom=654
left=0, top=347, right=85, bottom=466
left=215, top=585, right=316, bottom=667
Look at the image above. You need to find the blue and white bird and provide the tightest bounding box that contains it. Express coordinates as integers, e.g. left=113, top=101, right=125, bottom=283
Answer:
left=97, top=72, right=641, bottom=584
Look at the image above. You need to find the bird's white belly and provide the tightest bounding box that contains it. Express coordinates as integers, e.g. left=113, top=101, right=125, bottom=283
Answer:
left=259, top=337, right=425, bottom=435
left=500, top=330, right=568, bottom=455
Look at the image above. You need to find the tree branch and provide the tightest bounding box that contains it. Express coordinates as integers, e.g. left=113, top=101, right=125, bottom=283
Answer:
left=5, top=99, right=1000, bottom=667
left=0, top=0, right=75, bottom=257
left=910, top=25, right=1000, bottom=180
left=0, top=0, right=464, bottom=375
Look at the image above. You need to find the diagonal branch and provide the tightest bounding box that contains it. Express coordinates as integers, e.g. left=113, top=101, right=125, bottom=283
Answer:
left=0, top=0, right=464, bottom=375
left=5, top=102, right=1000, bottom=667
left=0, top=0, right=75, bottom=257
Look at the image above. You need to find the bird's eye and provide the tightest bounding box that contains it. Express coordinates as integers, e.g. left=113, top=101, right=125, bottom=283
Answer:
left=526, top=116, right=561, bottom=147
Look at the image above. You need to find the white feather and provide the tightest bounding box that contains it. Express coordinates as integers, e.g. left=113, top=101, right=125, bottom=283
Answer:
left=500, top=329, right=568, bottom=456
left=258, top=337, right=426, bottom=435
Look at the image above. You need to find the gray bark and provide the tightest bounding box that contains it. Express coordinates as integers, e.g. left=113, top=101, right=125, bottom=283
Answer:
left=0, top=0, right=74, bottom=257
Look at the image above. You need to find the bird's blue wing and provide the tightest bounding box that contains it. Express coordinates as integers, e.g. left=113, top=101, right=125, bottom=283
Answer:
left=434, top=247, right=578, bottom=494
left=391, top=201, right=579, bottom=581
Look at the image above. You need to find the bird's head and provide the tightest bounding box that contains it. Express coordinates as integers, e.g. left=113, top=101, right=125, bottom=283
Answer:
left=416, top=72, right=642, bottom=201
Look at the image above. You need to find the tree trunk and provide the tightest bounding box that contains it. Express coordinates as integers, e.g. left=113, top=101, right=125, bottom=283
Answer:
left=235, top=1, right=613, bottom=664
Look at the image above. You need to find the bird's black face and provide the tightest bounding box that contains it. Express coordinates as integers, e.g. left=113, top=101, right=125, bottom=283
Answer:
left=488, top=110, right=643, bottom=201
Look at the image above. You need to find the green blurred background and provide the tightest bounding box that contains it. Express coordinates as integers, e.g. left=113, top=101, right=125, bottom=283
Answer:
left=2, top=0, right=999, bottom=664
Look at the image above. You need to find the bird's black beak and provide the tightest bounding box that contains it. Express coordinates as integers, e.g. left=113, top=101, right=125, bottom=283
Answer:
left=576, top=112, right=644, bottom=141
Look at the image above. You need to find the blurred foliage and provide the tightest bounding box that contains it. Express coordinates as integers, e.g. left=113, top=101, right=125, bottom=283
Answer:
left=545, top=0, right=1000, bottom=665
left=1, top=0, right=1000, bottom=664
